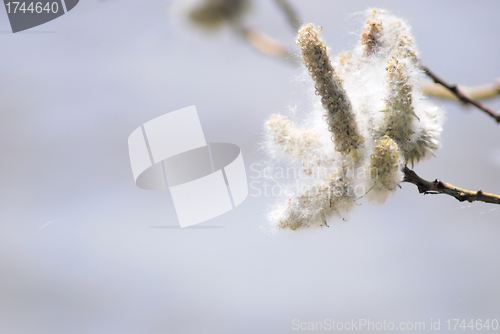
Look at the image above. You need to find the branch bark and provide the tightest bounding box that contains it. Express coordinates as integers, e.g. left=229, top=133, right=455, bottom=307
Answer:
left=235, top=26, right=298, bottom=65
left=421, top=79, right=500, bottom=100
left=273, top=0, right=301, bottom=32
left=402, top=166, right=500, bottom=205
left=421, top=65, right=500, bottom=123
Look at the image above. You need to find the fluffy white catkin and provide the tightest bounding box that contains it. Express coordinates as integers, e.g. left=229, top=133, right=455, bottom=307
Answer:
left=265, top=8, right=444, bottom=230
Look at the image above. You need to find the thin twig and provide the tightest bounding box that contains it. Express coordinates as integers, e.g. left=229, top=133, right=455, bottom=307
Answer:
left=421, top=65, right=500, bottom=123
left=421, top=79, right=500, bottom=100
left=235, top=25, right=298, bottom=65
left=402, top=166, right=500, bottom=205
left=231, top=0, right=301, bottom=65
left=273, top=0, right=301, bottom=32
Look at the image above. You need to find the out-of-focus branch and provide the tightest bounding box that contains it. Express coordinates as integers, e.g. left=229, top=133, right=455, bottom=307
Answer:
left=421, top=65, right=500, bottom=123
left=235, top=0, right=302, bottom=64
left=273, top=0, right=301, bottom=32
left=421, top=79, right=500, bottom=100
left=235, top=26, right=297, bottom=64
left=402, top=166, right=500, bottom=205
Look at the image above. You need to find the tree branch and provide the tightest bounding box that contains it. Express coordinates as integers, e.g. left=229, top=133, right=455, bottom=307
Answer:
left=421, top=65, right=500, bottom=123
left=235, top=25, right=298, bottom=65
left=273, top=0, right=302, bottom=32
left=232, top=0, right=302, bottom=65
left=421, top=79, right=500, bottom=100
left=402, top=166, right=500, bottom=205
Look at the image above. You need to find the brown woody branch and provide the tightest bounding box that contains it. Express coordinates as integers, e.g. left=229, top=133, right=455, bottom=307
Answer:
left=421, top=79, right=500, bottom=100
left=402, top=166, right=500, bottom=205
left=233, top=0, right=302, bottom=65
left=274, top=0, right=301, bottom=32
left=236, top=26, right=298, bottom=65
left=421, top=65, right=500, bottom=123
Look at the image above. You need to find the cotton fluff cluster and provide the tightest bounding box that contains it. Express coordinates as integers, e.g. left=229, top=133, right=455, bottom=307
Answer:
left=266, top=9, right=443, bottom=230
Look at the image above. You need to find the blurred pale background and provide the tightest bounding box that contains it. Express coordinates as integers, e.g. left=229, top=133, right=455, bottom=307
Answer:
left=1, top=1, right=499, bottom=333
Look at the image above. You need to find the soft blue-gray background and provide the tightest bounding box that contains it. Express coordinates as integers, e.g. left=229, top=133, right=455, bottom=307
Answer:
left=1, top=1, right=499, bottom=333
